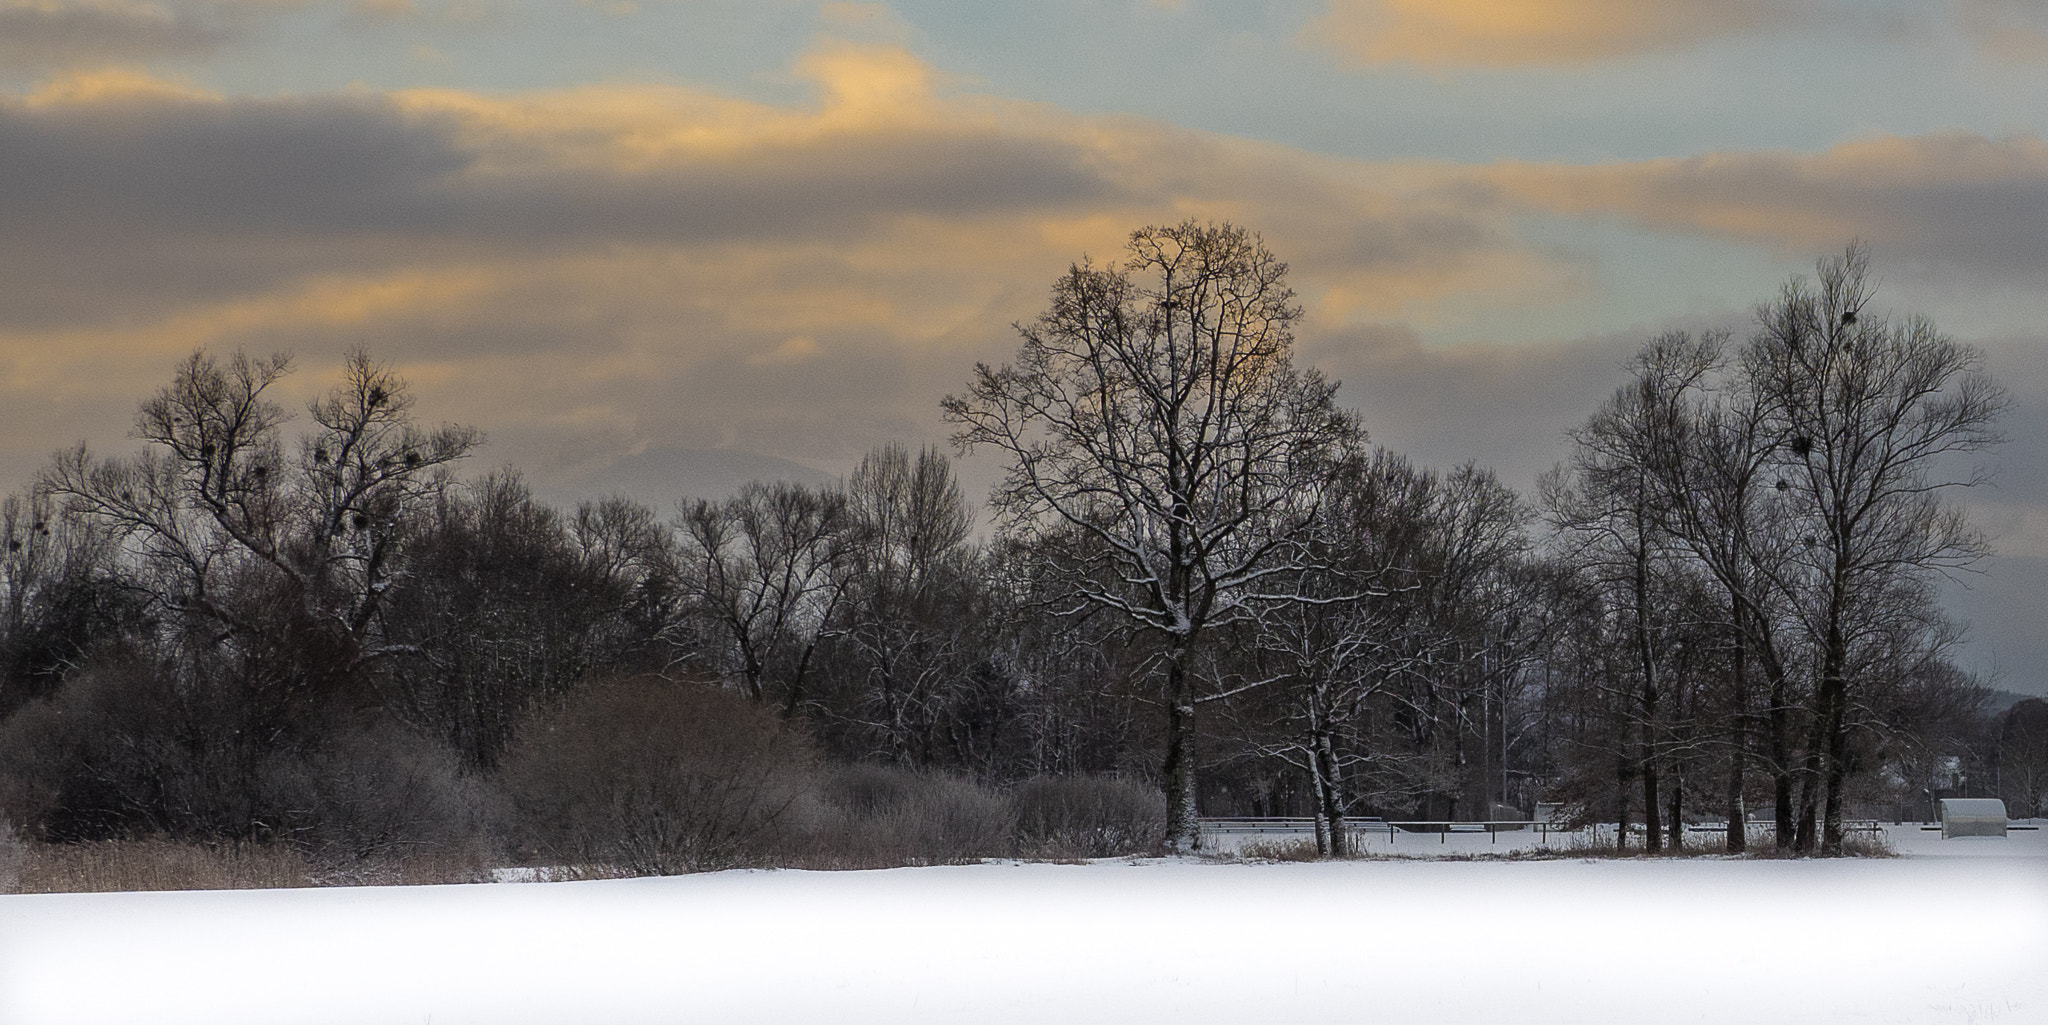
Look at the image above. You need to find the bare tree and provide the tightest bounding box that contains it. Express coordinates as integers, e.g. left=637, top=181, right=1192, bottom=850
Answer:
left=1225, top=451, right=1530, bottom=854
left=40, top=349, right=479, bottom=696
left=1746, top=244, right=2007, bottom=854
left=944, top=221, right=1360, bottom=851
left=675, top=481, right=854, bottom=713
left=0, top=489, right=134, bottom=713
left=1545, top=335, right=1717, bottom=851
left=376, top=473, right=656, bottom=767
left=830, top=444, right=992, bottom=768
left=1999, top=699, right=2048, bottom=819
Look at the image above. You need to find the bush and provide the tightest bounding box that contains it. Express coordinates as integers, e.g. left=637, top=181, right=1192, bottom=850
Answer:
left=800, top=764, right=1016, bottom=868
left=255, top=721, right=497, bottom=871
left=499, top=677, right=811, bottom=875
left=0, top=659, right=193, bottom=840
left=0, top=657, right=493, bottom=876
left=1010, top=774, right=1164, bottom=857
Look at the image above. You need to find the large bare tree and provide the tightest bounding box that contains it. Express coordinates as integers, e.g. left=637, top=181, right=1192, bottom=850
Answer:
left=944, top=221, right=1359, bottom=851
left=40, top=349, right=479, bottom=694
left=1746, top=244, right=2006, bottom=854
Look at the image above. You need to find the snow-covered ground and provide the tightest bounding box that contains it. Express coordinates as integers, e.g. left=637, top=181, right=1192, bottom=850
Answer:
left=3, top=825, right=2043, bottom=1025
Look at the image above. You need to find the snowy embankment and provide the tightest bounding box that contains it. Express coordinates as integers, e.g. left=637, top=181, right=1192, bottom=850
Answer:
left=3, top=827, right=2043, bottom=1025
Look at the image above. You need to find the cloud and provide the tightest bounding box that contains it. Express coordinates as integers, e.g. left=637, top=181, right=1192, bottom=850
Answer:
left=1306, top=0, right=1795, bottom=68
left=0, top=0, right=311, bottom=73
left=0, top=0, right=231, bottom=70
left=1307, top=0, right=2048, bottom=69
left=0, top=43, right=1524, bottom=494
left=2, top=41, right=2039, bottom=514
left=1958, top=0, right=2048, bottom=63
left=1464, top=131, right=2048, bottom=276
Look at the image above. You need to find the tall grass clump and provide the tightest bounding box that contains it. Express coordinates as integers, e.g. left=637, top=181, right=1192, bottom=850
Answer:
left=1010, top=774, right=1165, bottom=857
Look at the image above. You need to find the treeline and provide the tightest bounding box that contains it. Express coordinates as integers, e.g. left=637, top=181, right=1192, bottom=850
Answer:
left=0, top=229, right=2038, bottom=873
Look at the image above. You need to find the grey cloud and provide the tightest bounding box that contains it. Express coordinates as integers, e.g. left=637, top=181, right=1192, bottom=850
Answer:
left=1943, top=556, right=2048, bottom=696
left=0, top=91, right=1131, bottom=331
left=1304, top=320, right=1654, bottom=494
left=473, top=131, right=1131, bottom=245
left=1480, top=133, right=2048, bottom=278
left=0, top=94, right=473, bottom=237
left=1977, top=339, right=2048, bottom=506
left=0, top=95, right=1126, bottom=241
left=0, top=1, right=247, bottom=72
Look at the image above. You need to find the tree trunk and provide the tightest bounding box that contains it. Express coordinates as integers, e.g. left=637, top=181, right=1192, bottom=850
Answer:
left=1616, top=757, right=1632, bottom=853
left=1643, top=757, right=1663, bottom=853
left=1725, top=764, right=1748, bottom=854
left=1819, top=677, right=1850, bottom=856
left=1726, top=621, right=1750, bottom=853
left=1767, top=663, right=1795, bottom=850
left=1631, top=509, right=1662, bottom=853
left=1316, top=726, right=1348, bottom=857
left=1666, top=768, right=1683, bottom=854
left=1794, top=719, right=1824, bottom=854
left=1161, top=654, right=1200, bottom=854
left=1311, top=790, right=1331, bottom=857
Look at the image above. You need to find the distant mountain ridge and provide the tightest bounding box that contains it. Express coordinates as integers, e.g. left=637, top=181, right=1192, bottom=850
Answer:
left=1985, top=689, right=2045, bottom=714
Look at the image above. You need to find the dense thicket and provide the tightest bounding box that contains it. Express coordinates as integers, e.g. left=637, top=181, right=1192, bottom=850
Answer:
left=0, top=235, right=2023, bottom=869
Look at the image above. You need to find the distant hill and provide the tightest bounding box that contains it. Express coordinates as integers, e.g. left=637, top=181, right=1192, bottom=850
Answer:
left=1983, top=689, right=2043, bottom=715
left=540, top=446, right=834, bottom=511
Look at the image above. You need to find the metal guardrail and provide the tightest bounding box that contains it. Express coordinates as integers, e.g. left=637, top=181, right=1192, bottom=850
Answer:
left=1200, top=816, right=1929, bottom=844
left=1684, top=820, right=1884, bottom=834
left=1199, top=817, right=1570, bottom=844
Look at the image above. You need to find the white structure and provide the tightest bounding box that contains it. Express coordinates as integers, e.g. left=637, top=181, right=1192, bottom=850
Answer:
left=1938, top=798, right=2009, bottom=838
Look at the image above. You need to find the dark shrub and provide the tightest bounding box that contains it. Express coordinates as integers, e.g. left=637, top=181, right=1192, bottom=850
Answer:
left=255, top=721, right=495, bottom=869
left=804, top=763, right=1015, bottom=867
left=1010, top=774, right=1165, bottom=857
left=0, top=658, right=230, bottom=841
left=499, top=677, right=811, bottom=874
left=0, top=655, right=489, bottom=874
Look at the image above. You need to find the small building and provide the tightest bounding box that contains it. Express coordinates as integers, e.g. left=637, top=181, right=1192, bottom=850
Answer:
left=1938, top=798, right=2009, bottom=838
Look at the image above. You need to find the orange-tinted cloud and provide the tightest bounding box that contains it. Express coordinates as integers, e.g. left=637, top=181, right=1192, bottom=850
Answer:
left=1307, top=0, right=1792, bottom=67
left=5, top=43, right=2040, bottom=512
left=0, top=46, right=1518, bottom=496
left=1310, top=0, right=2048, bottom=68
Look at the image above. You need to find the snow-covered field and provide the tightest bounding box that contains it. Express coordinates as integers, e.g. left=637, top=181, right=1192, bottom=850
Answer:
left=3, top=825, right=2043, bottom=1025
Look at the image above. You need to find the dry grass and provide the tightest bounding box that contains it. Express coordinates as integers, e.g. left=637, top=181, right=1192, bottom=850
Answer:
left=313, top=845, right=497, bottom=887
left=1235, top=837, right=1335, bottom=862
left=0, top=819, right=25, bottom=891
left=9, top=838, right=317, bottom=894
left=2, top=837, right=496, bottom=894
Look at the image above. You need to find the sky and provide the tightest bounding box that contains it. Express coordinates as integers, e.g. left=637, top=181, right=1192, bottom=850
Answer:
left=0, top=0, right=2043, bottom=693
